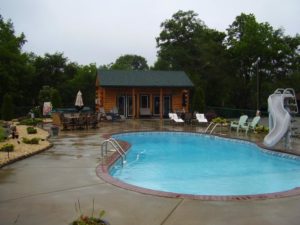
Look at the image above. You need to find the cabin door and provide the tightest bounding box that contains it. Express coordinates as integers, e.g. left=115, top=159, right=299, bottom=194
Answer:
left=153, top=96, right=160, bottom=115
left=117, top=95, right=132, bottom=118
left=163, top=96, right=171, bottom=117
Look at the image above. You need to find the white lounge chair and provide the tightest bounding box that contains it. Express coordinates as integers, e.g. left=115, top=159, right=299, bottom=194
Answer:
left=196, top=113, right=208, bottom=123
left=169, top=113, right=184, bottom=124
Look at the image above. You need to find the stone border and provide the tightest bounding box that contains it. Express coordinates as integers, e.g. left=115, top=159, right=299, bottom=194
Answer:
left=0, top=143, right=53, bottom=168
left=0, top=126, right=53, bottom=168
left=97, top=131, right=300, bottom=201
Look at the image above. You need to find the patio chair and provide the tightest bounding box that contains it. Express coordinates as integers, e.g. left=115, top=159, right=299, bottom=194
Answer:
left=230, top=115, right=248, bottom=133
left=240, top=116, right=261, bottom=134
left=87, top=113, right=98, bottom=129
left=61, top=115, right=74, bottom=130
left=169, top=113, right=184, bottom=124
left=195, top=113, right=208, bottom=124
left=76, top=114, right=87, bottom=129
left=99, top=107, right=107, bottom=120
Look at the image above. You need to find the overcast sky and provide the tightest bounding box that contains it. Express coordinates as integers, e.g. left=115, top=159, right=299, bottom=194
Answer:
left=1, top=0, right=299, bottom=66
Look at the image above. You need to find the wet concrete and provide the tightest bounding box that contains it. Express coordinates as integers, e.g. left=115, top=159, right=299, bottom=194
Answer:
left=0, top=118, right=300, bottom=225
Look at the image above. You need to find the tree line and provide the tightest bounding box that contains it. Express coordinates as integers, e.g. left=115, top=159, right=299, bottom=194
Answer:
left=0, top=11, right=299, bottom=119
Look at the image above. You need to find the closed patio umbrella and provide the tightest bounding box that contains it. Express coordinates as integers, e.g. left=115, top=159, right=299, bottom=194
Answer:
left=75, top=90, right=84, bottom=111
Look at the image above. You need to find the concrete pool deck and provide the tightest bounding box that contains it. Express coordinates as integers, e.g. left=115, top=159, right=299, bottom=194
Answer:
left=0, top=118, right=300, bottom=225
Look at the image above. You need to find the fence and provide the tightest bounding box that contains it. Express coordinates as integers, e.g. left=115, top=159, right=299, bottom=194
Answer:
left=206, top=106, right=268, bottom=118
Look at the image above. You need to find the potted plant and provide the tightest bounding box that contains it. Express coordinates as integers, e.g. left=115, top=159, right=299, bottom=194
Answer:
left=71, top=200, right=110, bottom=225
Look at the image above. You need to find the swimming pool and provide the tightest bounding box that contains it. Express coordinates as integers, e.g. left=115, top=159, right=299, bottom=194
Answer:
left=108, top=132, right=300, bottom=196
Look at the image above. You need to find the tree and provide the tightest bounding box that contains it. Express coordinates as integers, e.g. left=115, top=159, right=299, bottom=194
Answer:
left=0, top=15, right=32, bottom=108
left=225, top=13, right=300, bottom=110
left=191, top=86, right=205, bottom=112
left=33, top=52, right=69, bottom=88
left=67, top=64, right=97, bottom=108
left=155, top=10, right=230, bottom=108
left=51, top=89, right=62, bottom=109
left=110, top=54, right=149, bottom=70
left=1, top=93, right=14, bottom=120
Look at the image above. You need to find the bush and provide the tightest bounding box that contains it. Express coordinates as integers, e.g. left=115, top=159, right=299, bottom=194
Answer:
left=27, top=127, right=37, bottom=134
left=255, top=125, right=269, bottom=133
left=19, top=118, right=43, bottom=126
left=212, top=117, right=227, bottom=124
left=0, top=127, right=5, bottom=142
left=72, top=199, right=107, bottom=225
left=0, top=143, right=14, bottom=152
left=22, top=137, right=40, bottom=144
left=205, top=111, right=217, bottom=122
left=30, top=106, right=42, bottom=118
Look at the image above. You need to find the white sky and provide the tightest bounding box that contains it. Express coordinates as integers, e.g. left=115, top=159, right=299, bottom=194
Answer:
left=1, top=0, right=299, bottom=66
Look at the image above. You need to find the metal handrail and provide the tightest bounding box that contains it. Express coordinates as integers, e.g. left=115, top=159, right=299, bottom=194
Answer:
left=101, top=139, right=126, bottom=165
left=209, top=123, right=220, bottom=134
left=204, top=122, right=214, bottom=133
left=108, top=138, right=126, bottom=156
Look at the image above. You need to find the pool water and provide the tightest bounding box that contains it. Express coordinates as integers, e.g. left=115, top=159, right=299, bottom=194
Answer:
left=109, top=132, right=300, bottom=196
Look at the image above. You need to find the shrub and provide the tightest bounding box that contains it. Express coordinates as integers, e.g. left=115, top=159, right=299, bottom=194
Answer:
left=0, top=127, right=5, bottom=142
left=0, top=143, right=14, bottom=152
left=19, top=118, right=43, bottom=126
left=205, top=111, right=217, bottom=122
left=27, top=127, right=37, bottom=134
left=22, top=137, right=40, bottom=144
left=72, top=199, right=108, bottom=225
left=212, top=117, right=227, bottom=124
left=30, top=106, right=42, bottom=118
left=255, top=125, right=269, bottom=133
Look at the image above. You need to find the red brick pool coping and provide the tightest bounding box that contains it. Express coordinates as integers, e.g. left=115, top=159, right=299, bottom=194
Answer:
left=96, top=131, right=300, bottom=201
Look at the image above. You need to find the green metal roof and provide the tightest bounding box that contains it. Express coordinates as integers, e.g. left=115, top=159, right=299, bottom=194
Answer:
left=97, top=70, right=194, bottom=87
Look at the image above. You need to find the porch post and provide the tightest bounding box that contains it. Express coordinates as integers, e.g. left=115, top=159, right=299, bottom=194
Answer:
left=187, top=89, right=190, bottom=113
left=103, top=88, right=106, bottom=111
left=132, top=88, right=135, bottom=119
left=137, top=89, right=140, bottom=118
left=160, top=88, right=163, bottom=119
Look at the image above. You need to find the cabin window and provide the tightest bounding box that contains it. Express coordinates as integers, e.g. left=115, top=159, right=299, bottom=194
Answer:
left=140, top=95, right=149, bottom=108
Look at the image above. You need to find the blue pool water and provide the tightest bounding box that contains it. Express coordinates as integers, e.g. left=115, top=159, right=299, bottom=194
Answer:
left=109, top=132, right=300, bottom=196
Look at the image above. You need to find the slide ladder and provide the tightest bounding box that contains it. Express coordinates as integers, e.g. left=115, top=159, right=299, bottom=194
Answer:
left=263, top=88, right=298, bottom=148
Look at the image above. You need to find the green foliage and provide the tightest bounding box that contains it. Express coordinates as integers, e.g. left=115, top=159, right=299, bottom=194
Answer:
left=30, top=106, right=42, bottom=118
left=110, top=54, right=149, bottom=70
left=1, top=93, right=14, bottom=120
left=191, top=86, right=205, bottom=112
left=0, top=16, right=34, bottom=111
left=67, top=64, right=97, bottom=108
left=155, top=10, right=230, bottom=108
left=212, top=117, right=227, bottom=124
left=0, top=143, right=14, bottom=152
left=37, top=85, right=62, bottom=110
left=19, top=118, right=43, bottom=126
left=0, top=126, right=6, bottom=142
left=255, top=125, right=269, bottom=133
left=225, top=13, right=300, bottom=109
left=27, top=126, right=37, bottom=134
left=51, top=89, right=62, bottom=109
left=73, top=199, right=107, bottom=225
left=22, top=137, right=40, bottom=144
left=38, top=86, right=53, bottom=104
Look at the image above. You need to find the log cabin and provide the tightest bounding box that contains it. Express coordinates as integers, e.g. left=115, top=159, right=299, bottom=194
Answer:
left=95, top=70, right=194, bottom=119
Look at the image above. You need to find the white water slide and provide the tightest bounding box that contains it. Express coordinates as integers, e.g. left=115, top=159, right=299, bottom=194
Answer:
left=263, top=89, right=298, bottom=148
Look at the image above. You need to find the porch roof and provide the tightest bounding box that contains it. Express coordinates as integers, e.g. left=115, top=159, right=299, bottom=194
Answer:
left=97, top=70, right=194, bottom=87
